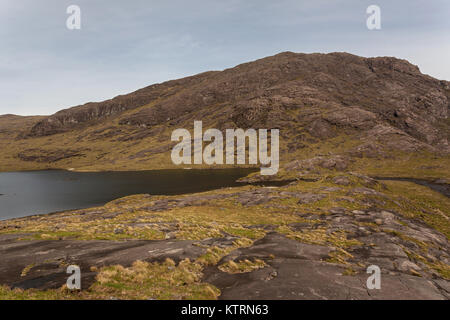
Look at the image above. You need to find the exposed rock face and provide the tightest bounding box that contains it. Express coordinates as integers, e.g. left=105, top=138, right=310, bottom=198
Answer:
left=204, top=233, right=448, bottom=300
left=24, top=52, right=450, bottom=154
left=0, top=234, right=220, bottom=290
left=285, top=155, right=352, bottom=171
left=17, top=148, right=86, bottom=163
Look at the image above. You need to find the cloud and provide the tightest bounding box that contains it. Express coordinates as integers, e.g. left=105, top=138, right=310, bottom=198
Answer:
left=1, top=0, right=449, bottom=115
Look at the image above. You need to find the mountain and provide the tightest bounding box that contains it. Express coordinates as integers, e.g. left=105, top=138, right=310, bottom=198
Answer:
left=0, top=52, right=449, bottom=300
left=0, top=51, right=449, bottom=175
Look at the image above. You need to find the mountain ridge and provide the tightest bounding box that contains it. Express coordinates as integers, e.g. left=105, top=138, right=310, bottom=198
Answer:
left=0, top=51, right=449, bottom=173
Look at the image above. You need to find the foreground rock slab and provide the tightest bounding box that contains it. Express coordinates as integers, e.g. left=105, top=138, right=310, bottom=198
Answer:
left=204, top=233, right=448, bottom=300
left=0, top=234, right=233, bottom=290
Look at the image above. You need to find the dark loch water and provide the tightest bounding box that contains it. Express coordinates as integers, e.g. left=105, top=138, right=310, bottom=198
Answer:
left=0, top=169, right=256, bottom=220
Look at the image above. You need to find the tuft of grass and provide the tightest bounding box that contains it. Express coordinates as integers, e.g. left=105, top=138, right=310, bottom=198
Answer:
left=218, top=258, right=267, bottom=274
left=196, top=238, right=254, bottom=266
left=88, top=258, right=220, bottom=300
left=21, top=264, right=35, bottom=277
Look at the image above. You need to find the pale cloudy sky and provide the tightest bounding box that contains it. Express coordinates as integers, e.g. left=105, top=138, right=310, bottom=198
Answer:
left=1, top=0, right=449, bottom=115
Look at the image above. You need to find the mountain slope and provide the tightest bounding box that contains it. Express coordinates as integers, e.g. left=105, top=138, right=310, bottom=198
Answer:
left=0, top=52, right=449, bottom=175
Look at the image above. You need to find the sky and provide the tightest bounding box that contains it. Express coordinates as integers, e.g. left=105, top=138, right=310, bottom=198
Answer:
left=1, top=0, right=449, bottom=116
